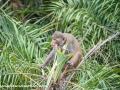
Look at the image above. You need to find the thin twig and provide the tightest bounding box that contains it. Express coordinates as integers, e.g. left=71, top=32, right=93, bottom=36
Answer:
left=85, top=32, right=120, bottom=59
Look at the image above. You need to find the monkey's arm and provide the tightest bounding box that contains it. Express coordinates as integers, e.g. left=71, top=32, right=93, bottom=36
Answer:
left=40, top=48, right=56, bottom=69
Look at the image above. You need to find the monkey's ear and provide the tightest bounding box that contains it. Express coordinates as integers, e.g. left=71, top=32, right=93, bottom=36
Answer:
left=63, top=36, right=67, bottom=41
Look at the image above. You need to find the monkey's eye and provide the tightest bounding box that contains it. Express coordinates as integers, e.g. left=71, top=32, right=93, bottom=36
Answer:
left=52, top=36, right=55, bottom=40
left=53, top=38, right=56, bottom=41
left=52, top=36, right=56, bottom=40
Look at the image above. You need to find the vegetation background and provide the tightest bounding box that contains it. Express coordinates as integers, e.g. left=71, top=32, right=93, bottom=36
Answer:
left=0, top=0, right=120, bottom=90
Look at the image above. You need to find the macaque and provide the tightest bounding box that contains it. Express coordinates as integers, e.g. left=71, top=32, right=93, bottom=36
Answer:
left=8, top=0, right=23, bottom=10
left=40, top=31, right=82, bottom=70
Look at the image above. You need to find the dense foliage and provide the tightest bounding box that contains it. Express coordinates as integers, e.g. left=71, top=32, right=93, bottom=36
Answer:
left=0, top=0, right=120, bottom=90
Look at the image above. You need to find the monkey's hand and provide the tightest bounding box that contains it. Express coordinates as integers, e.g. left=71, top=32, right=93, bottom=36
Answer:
left=39, top=64, right=45, bottom=70
left=66, top=61, right=73, bottom=67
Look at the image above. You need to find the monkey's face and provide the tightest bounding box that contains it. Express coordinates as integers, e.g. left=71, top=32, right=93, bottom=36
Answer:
left=51, top=38, right=57, bottom=47
left=51, top=32, right=66, bottom=47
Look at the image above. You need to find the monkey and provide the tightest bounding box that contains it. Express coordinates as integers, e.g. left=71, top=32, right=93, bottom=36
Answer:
left=7, top=0, right=26, bottom=22
left=8, top=0, right=23, bottom=10
left=40, top=31, right=83, bottom=70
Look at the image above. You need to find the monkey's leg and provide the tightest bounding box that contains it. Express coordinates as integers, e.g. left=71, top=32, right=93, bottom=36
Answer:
left=67, top=51, right=82, bottom=68
left=60, top=52, right=82, bottom=80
